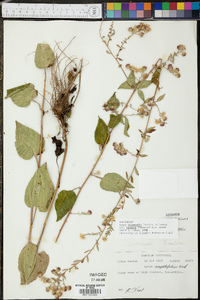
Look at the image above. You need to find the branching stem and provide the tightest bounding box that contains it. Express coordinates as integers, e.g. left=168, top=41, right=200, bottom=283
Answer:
left=55, top=58, right=161, bottom=242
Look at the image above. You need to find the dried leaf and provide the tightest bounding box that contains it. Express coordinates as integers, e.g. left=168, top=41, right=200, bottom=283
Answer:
left=106, top=93, right=120, bottom=110
left=138, top=89, right=145, bottom=101
left=137, top=80, right=152, bottom=89
left=131, top=175, right=134, bottom=183
left=151, top=67, right=161, bottom=86
left=118, top=80, right=133, bottom=89
left=18, top=243, right=37, bottom=285
left=94, top=117, right=109, bottom=146
left=127, top=71, right=135, bottom=87
left=5, top=83, right=38, bottom=107
left=108, top=114, right=121, bottom=128
left=27, top=251, right=49, bottom=284
left=135, top=167, right=139, bottom=176
left=24, top=163, right=54, bottom=212
left=55, top=190, right=77, bottom=221
left=157, top=94, right=165, bottom=102
left=146, top=126, right=156, bottom=133
left=15, top=121, right=44, bottom=160
left=35, top=43, right=55, bottom=69
left=100, top=172, right=133, bottom=193
left=124, top=117, right=130, bottom=137
left=140, top=154, right=148, bottom=157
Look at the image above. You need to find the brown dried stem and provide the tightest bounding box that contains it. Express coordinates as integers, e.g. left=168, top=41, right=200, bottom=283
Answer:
left=57, top=70, right=161, bottom=277
left=28, top=68, right=47, bottom=244
left=37, top=130, right=68, bottom=250
left=55, top=58, right=161, bottom=242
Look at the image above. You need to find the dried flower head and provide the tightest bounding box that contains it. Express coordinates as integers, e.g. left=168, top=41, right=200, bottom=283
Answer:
left=126, top=64, right=147, bottom=73
left=113, top=142, right=128, bottom=156
left=128, top=22, right=151, bottom=36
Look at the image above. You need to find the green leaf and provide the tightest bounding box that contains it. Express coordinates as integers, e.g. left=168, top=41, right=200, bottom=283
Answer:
left=118, top=81, right=133, bottom=89
left=124, top=117, right=130, bottom=137
left=55, top=190, right=77, bottom=221
left=27, top=251, right=49, bottom=284
left=94, top=117, right=109, bottom=146
left=106, top=93, right=120, bottom=110
left=157, top=94, right=165, bottom=102
left=35, top=43, right=55, bottom=69
left=127, top=71, right=135, bottom=87
left=18, top=243, right=37, bottom=285
left=108, top=114, right=122, bottom=128
left=5, top=83, right=38, bottom=107
left=15, top=121, right=45, bottom=160
left=137, top=80, right=152, bottom=89
left=24, top=163, right=54, bottom=212
left=100, top=173, right=133, bottom=193
left=138, top=89, right=145, bottom=101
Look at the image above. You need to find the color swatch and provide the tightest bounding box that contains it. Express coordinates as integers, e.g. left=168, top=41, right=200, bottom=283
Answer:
left=154, top=2, right=200, bottom=18
left=105, top=3, right=152, bottom=19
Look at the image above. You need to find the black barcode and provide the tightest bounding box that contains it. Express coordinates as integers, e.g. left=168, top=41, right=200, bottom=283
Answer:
left=79, top=288, right=101, bottom=295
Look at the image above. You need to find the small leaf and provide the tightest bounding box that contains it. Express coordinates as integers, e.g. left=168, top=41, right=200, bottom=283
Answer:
left=138, top=89, right=145, bottom=101
left=108, top=114, right=121, bottom=128
left=124, top=117, right=130, bottom=137
left=118, top=80, right=133, bottom=89
left=55, top=190, right=77, bottom=221
left=27, top=251, right=49, bottom=284
left=127, top=71, right=135, bottom=87
left=15, top=121, right=44, bottom=160
left=35, top=43, right=55, bottom=69
left=146, top=126, right=156, bottom=133
left=135, top=167, right=139, bottom=176
left=140, top=154, right=148, bottom=157
left=5, top=83, right=38, bottom=107
left=131, top=175, right=134, bottom=183
left=18, top=243, right=37, bottom=285
left=151, top=67, right=161, bottom=86
left=157, top=94, right=165, bottom=102
left=94, top=117, right=109, bottom=146
left=106, top=93, right=120, bottom=110
left=137, top=80, right=152, bottom=89
left=100, top=172, right=133, bottom=193
left=24, top=163, right=54, bottom=212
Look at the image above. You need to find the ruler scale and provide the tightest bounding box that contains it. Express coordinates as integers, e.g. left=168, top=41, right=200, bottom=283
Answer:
left=2, top=2, right=200, bottom=20
left=2, top=3, right=102, bottom=19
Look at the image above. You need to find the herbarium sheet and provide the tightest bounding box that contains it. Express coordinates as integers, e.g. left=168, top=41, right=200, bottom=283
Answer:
left=4, top=20, right=198, bottom=299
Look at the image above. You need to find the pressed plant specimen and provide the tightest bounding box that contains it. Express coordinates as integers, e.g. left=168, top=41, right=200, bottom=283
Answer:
left=5, top=42, right=83, bottom=287
left=38, top=22, right=187, bottom=299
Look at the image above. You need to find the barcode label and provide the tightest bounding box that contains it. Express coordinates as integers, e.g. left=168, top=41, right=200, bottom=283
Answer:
left=79, top=288, right=101, bottom=295
left=74, top=284, right=107, bottom=297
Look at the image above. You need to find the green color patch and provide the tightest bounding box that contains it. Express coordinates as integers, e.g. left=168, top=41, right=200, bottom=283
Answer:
left=24, top=163, right=54, bottom=212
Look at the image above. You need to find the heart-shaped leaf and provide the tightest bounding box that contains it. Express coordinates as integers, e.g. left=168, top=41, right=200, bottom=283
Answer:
left=18, top=243, right=37, bottom=285
left=55, top=190, right=77, bottom=221
left=100, top=173, right=133, bottom=193
left=27, top=251, right=49, bottom=284
left=35, top=43, right=55, bottom=69
left=15, top=121, right=44, bottom=160
left=5, top=83, right=38, bottom=107
left=24, top=163, right=54, bottom=212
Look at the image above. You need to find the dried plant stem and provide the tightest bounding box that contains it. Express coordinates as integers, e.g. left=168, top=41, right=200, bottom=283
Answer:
left=28, top=68, right=47, bottom=244
left=37, top=130, right=68, bottom=250
left=61, top=74, right=161, bottom=274
left=55, top=59, right=161, bottom=243
left=38, top=68, right=47, bottom=167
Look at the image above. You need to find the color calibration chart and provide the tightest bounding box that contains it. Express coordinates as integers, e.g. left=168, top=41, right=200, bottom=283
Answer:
left=104, top=2, right=200, bottom=19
